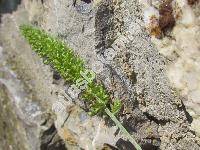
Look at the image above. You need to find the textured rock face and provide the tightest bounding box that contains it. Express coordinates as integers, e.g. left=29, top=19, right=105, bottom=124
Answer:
left=0, top=0, right=200, bottom=150
left=142, top=0, right=200, bottom=136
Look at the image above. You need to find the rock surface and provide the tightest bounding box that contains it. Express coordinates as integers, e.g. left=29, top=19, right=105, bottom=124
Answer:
left=143, top=0, right=200, bottom=137
left=0, top=0, right=200, bottom=149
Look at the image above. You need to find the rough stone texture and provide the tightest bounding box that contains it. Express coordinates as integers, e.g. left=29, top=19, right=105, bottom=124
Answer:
left=0, top=0, right=200, bottom=149
left=146, top=0, right=200, bottom=137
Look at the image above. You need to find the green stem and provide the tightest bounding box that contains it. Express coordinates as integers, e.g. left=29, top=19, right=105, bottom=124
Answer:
left=105, top=108, right=142, bottom=150
left=91, top=91, right=142, bottom=149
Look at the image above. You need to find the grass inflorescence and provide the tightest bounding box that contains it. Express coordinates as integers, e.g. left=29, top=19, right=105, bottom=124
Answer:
left=20, top=25, right=142, bottom=150
left=20, top=25, right=119, bottom=116
left=20, top=25, right=84, bottom=82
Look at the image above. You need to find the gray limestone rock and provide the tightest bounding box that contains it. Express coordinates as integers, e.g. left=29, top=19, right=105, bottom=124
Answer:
left=0, top=0, right=200, bottom=149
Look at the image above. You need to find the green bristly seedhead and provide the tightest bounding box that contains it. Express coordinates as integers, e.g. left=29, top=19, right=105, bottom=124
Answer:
left=20, top=25, right=84, bottom=83
left=19, top=25, right=121, bottom=116
left=20, top=25, right=142, bottom=150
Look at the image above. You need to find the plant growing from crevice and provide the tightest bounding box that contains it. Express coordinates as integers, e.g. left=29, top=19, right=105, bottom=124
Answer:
left=20, top=25, right=142, bottom=150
